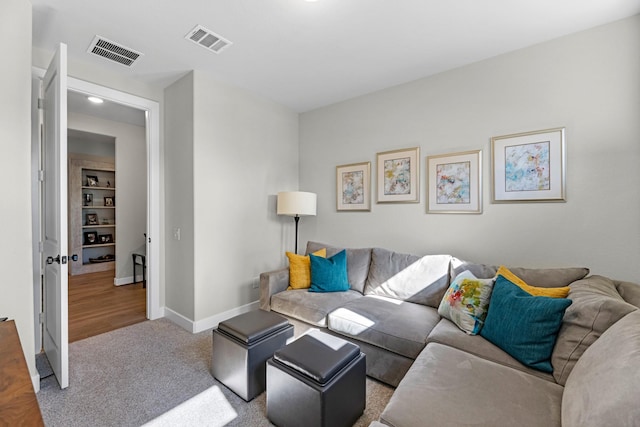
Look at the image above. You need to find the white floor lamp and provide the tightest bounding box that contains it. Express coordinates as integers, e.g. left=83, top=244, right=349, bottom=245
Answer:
left=277, top=191, right=317, bottom=254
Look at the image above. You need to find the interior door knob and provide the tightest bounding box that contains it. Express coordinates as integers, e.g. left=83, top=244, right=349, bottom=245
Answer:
left=46, top=255, right=61, bottom=265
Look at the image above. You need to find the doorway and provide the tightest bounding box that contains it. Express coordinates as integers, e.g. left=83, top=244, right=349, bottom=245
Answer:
left=66, top=92, right=148, bottom=341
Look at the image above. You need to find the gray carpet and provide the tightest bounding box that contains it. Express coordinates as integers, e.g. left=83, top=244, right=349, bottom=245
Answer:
left=37, top=318, right=394, bottom=426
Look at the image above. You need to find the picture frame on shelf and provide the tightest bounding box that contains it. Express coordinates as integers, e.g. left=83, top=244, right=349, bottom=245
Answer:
left=376, top=147, right=420, bottom=203
left=83, top=193, right=93, bottom=206
left=427, top=150, right=482, bottom=214
left=336, top=161, right=371, bottom=212
left=86, top=175, right=99, bottom=187
left=83, top=231, right=98, bottom=245
left=491, top=127, right=566, bottom=203
left=86, top=213, right=98, bottom=225
left=104, top=196, right=114, bottom=206
left=99, top=234, right=113, bottom=244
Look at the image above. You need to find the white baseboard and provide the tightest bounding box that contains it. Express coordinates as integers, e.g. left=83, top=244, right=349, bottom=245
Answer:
left=164, top=301, right=260, bottom=334
left=32, top=373, right=40, bottom=392
left=114, top=275, right=145, bottom=286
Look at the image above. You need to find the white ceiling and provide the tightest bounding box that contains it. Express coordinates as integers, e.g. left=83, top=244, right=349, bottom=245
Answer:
left=32, top=0, right=640, bottom=113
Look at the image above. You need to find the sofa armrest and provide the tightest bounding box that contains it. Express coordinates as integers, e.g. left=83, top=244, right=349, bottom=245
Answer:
left=260, top=267, right=289, bottom=311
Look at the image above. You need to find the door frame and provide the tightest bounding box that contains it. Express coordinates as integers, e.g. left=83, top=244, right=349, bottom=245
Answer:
left=32, top=69, right=162, bottom=343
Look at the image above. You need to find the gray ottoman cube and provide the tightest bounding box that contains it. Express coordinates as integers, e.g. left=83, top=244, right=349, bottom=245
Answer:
left=212, top=310, right=293, bottom=401
left=266, top=329, right=366, bottom=427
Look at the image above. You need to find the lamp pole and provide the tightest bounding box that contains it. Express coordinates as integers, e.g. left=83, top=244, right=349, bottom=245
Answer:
left=294, top=214, right=300, bottom=254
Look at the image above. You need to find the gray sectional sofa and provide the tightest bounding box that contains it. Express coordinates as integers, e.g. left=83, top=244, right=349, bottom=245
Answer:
left=259, top=241, right=640, bottom=426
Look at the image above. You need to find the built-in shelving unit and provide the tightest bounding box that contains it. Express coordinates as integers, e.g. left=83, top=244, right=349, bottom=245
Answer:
left=69, top=158, right=116, bottom=275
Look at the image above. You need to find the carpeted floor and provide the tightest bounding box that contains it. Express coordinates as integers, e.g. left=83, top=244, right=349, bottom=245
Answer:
left=37, top=318, right=394, bottom=426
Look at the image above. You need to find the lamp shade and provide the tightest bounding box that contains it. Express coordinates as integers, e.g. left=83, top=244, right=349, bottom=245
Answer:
left=277, top=191, right=317, bottom=216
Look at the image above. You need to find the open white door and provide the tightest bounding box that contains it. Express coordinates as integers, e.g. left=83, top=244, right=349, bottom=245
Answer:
left=42, top=43, right=69, bottom=389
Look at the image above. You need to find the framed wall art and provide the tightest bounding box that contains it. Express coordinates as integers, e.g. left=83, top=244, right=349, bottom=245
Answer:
left=376, top=147, right=420, bottom=203
left=491, top=128, right=565, bottom=203
left=427, top=150, right=482, bottom=214
left=336, top=161, right=371, bottom=211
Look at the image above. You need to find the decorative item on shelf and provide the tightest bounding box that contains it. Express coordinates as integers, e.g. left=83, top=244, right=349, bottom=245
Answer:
left=86, top=175, right=99, bottom=187
left=336, top=162, right=371, bottom=212
left=277, top=191, right=317, bottom=254
left=83, top=231, right=98, bottom=245
left=101, top=218, right=110, bottom=225
left=99, top=234, right=113, bottom=244
left=491, top=127, right=566, bottom=203
left=376, top=147, right=420, bottom=203
left=427, top=150, right=482, bottom=214
left=83, top=193, right=93, bottom=206
left=104, top=196, right=114, bottom=206
left=106, top=180, right=111, bottom=188
left=86, top=213, right=98, bottom=225
left=89, top=254, right=115, bottom=263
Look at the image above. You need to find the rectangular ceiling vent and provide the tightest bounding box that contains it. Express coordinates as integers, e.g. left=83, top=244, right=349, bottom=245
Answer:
left=87, top=36, right=144, bottom=67
left=185, top=25, right=232, bottom=54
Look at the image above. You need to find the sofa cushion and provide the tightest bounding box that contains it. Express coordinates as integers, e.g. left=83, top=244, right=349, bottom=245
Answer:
left=327, top=295, right=440, bottom=359
left=270, top=289, right=362, bottom=327
left=562, top=310, right=640, bottom=426
left=364, top=248, right=451, bottom=308
left=306, top=241, right=372, bottom=294
left=309, top=250, right=350, bottom=293
left=452, top=258, right=589, bottom=287
left=480, top=276, right=571, bottom=373
left=438, top=271, right=495, bottom=335
left=286, top=249, right=326, bottom=289
left=551, top=275, right=637, bottom=385
left=427, top=318, right=554, bottom=381
left=380, top=343, right=564, bottom=427
left=497, top=265, right=570, bottom=298
left=615, top=279, right=640, bottom=308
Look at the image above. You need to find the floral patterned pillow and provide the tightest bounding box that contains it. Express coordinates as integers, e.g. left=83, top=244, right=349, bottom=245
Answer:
left=438, top=271, right=496, bottom=335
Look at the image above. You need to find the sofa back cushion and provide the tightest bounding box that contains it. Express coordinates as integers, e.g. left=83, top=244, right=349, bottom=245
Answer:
left=451, top=258, right=589, bottom=288
left=306, top=241, right=372, bottom=294
left=615, top=280, right=640, bottom=308
left=551, top=275, right=637, bottom=385
left=562, top=310, right=640, bottom=426
left=364, top=248, right=451, bottom=308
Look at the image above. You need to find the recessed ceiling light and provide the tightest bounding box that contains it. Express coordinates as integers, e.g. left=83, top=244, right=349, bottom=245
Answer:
left=87, top=96, right=104, bottom=104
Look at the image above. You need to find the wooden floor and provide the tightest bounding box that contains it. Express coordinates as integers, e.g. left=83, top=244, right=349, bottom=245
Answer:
left=68, top=270, right=147, bottom=343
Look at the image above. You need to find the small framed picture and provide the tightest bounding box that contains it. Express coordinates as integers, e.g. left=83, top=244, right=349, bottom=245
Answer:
left=427, top=150, right=482, bottom=214
left=86, top=175, right=99, bottom=187
left=83, top=193, right=93, bottom=206
left=491, top=127, right=566, bottom=203
left=376, top=147, right=420, bottom=203
left=336, top=162, right=371, bottom=211
left=104, top=196, right=114, bottom=207
left=99, top=234, right=113, bottom=244
left=86, top=213, right=98, bottom=225
left=84, top=231, right=98, bottom=245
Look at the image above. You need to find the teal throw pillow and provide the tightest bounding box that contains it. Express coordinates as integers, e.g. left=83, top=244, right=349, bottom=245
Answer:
left=480, top=275, right=572, bottom=372
left=309, top=250, right=350, bottom=293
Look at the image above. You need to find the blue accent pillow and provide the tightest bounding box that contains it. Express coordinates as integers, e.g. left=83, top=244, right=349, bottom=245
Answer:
left=309, top=250, right=350, bottom=293
left=480, top=275, right=572, bottom=372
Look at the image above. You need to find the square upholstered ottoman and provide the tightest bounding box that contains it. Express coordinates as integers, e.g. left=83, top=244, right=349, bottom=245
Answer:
left=211, top=310, right=293, bottom=401
left=266, top=329, right=366, bottom=427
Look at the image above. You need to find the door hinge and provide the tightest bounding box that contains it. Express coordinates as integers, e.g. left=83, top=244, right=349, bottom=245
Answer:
left=37, top=98, right=44, bottom=110
left=38, top=241, right=44, bottom=253
left=39, top=312, right=44, bottom=324
left=38, top=169, right=45, bottom=182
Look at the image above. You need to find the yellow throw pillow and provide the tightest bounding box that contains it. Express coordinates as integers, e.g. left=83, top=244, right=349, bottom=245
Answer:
left=496, top=265, right=570, bottom=298
left=287, top=249, right=327, bottom=289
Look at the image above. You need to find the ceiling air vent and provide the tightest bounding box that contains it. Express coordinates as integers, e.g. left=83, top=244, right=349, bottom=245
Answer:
left=87, top=36, right=143, bottom=67
left=185, top=25, right=232, bottom=54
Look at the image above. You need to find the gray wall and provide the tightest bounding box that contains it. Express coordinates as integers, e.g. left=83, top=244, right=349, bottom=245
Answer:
left=164, top=72, right=195, bottom=319
left=299, top=16, right=640, bottom=281
left=0, top=0, right=36, bottom=376
left=68, top=113, right=147, bottom=282
left=164, top=70, right=299, bottom=325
